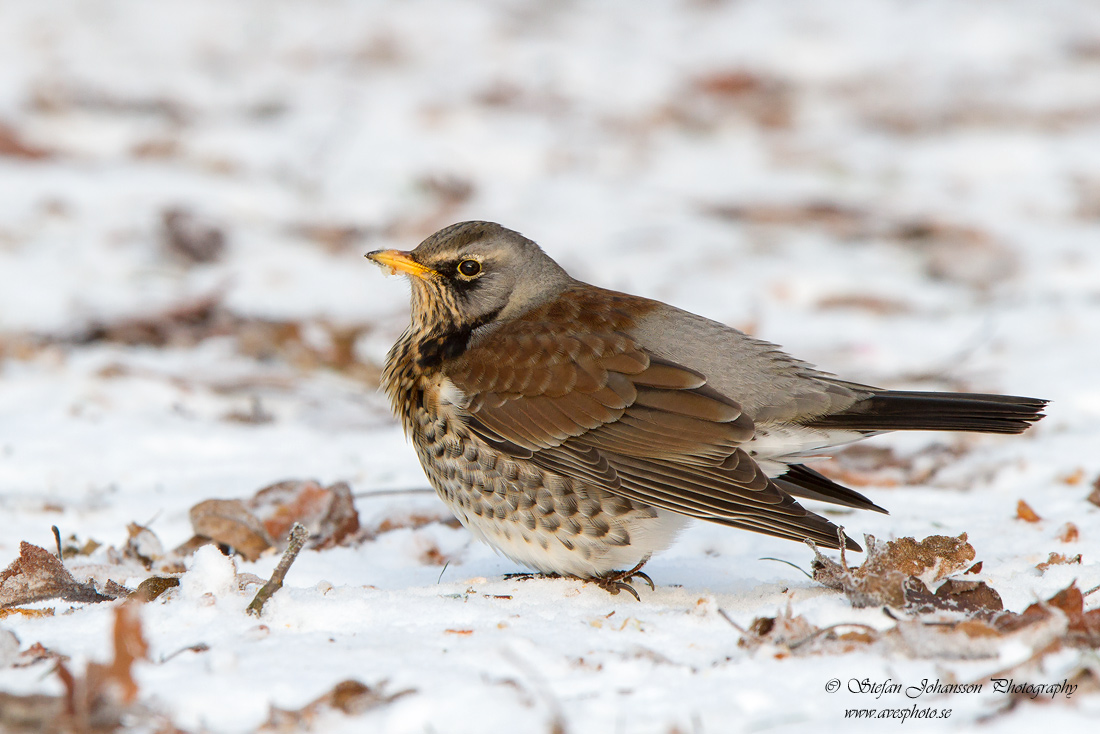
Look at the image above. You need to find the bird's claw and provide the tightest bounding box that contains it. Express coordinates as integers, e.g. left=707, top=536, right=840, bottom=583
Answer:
left=590, top=558, right=654, bottom=601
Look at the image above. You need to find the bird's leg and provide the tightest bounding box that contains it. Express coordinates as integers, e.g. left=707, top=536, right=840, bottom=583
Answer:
left=589, top=556, right=654, bottom=601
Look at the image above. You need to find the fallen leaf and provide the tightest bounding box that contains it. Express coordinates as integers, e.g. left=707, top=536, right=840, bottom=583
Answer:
left=1016, top=500, right=1041, bottom=523
left=250, top=479, right=360, bottom=550
left=86, top=602, right=148, bottom=704
left=1088, top=475, right=1100, bottom=507
left=735, top=605, right=878, bottom=656
left=0, top=121, right=53, bottom=160
left=3, top=603, right=158, bottom=732
left=811, top=534, right=997, bottom=615
left=1057, top=523, right=1080, bottom=543
left=261, top=679, right=414, bottom=731
left=1060, top=467, right=1086, bottom=485
left=1035, top=552, right=1082, bottom=574
left=189, top=499, right=274, bottom=561
left=0, top=542, right=121, bottom=608
left=994, top=582, right=1100, bottom=648
left=0, top=608, right=55, bottom=620
left=130, top=577, right=180, bottom=603
left=125, top=523, right=164, bottom=569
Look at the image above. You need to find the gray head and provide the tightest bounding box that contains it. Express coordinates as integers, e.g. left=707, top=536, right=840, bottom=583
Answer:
left=367, top=221, right=573, bottom=334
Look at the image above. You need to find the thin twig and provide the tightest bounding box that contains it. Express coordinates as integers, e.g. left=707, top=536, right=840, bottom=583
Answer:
left=247, top=523, right=309, bottom=617
left=717, top=608, right=748, bottom=634
left=158, top=643, right=210, bottom=664
left=51, top=526, right=62, bottom=559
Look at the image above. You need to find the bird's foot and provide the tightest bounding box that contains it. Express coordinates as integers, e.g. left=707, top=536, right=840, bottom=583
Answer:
left=589, top=557, right=654, bottom=601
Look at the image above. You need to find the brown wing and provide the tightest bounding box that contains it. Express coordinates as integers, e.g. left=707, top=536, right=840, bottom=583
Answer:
left=445, top=288, right=858, bottom=550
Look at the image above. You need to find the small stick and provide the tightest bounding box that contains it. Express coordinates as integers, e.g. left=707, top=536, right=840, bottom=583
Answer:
left=247, top=523, right=309, bottom=617
left=52, top=526, right=63, bottom=559
left=717, top=608, right=748, bottom=634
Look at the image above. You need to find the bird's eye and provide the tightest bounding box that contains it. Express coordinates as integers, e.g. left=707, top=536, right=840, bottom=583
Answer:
left=457, top=259, right=482, bottom=278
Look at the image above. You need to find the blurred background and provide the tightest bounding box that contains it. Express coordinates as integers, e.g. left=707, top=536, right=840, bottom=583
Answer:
left=2, top=0, right=1099, bottom=536
left=2, top=2, right=1100, bottom=730
left=2, top=0, right=1098, bottom=356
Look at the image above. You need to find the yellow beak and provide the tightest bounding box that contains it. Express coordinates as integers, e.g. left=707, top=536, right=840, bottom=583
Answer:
left=365, top=250, right=438, bottom=280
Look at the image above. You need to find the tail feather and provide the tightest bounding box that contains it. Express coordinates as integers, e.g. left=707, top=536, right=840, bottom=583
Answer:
left=802, top=391, right=1047, bottom=435
left=775, top=464, right=888, bottom=514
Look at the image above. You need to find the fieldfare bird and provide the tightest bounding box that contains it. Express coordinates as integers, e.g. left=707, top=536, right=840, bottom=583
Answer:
left=368, top=221, right=1045, bottom=595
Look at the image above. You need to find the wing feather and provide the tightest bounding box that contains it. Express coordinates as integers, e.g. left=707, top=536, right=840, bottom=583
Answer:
left=445, top=289, right=856, bottom=549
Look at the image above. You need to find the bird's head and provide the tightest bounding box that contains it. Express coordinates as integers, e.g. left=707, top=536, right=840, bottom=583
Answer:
left=367, top=221, right=572, bottom=336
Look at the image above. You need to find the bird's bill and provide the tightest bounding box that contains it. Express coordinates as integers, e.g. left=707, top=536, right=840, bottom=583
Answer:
left=366, top=249, right=438, bottom=280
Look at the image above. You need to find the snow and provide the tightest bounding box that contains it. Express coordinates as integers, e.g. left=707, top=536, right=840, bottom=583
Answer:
left=2, top=0, right=1100, bottom=731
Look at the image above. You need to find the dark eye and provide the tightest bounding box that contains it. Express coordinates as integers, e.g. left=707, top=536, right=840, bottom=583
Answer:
left=457, top=259, right=482, bottom=277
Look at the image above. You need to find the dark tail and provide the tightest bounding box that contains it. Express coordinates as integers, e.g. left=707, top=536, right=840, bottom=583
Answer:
left=775, top=464, right=888, bottom=514
left=801, top=391, right=1047, bottom=435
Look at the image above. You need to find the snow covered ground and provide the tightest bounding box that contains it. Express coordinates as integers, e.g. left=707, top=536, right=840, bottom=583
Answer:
left=1, top=0, right=1099, bottom=731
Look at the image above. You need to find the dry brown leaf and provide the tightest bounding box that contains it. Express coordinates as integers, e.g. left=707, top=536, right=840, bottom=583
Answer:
left=188, top=480, right=362, bottom=561
left=79, top=292, right=230, bottom=348
left=261, top=679, right=414, bottom=732
left=905, top=577, right=1005, bottom=616
left=1035, top=552, right=1082, bottom=574
left=1057, top=523, right=1080, bottom=543
left=0, top=542, right=122, bottom=608
left=0, top=121, right=53, bottom=160
left=1060, top=467, right=1086, bottom=485
left=0, top=607, right=55, bottom=620
left=14, top=641, right=62, bottom=668
left=1016, top=499, right=1042, bottom=523
left=250, top=480, right=360, bottom=550
left=686, top=70, right=793, bottom=129
left=888, top=617, right=1007, bottom=660
left=735, top=605, right=878, bottom=656
left=88, top=602, right=148, bottom=704
left=1088, top=475, right=1100, bottom=507
left=994, top=583, right=1100, bottom=648
left=59, top=535, right=102, bottom=559
left=53, top=292, right=380, bottom=382
left=189, top=499, right=274, bottom=561
left=124, top=523, right=164, bottom=569
left=4, top=603, right=157, bottom=732
left=130, top=577, right=180, bottom=603
left=418, top=543, right=450, bottom=566
left=810, top=534, right=998, bottom=614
